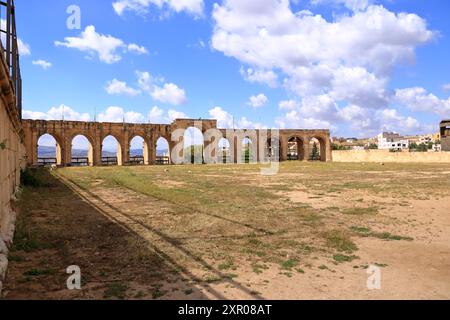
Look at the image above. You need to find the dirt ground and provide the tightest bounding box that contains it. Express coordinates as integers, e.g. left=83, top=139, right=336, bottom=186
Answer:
left=2, top=162, right=450, bottom=300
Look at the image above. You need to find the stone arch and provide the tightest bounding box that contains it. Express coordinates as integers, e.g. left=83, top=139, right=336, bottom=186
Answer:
left=102, top=135, right=123, bottom=166
left=37, top=133, right=63, bottom=166
left=129, top=135, right=148, bottom=165
left=156, top=136, right=170, bottom=165
left=241, top=137, right=257, bottom=164
left=287, top=136, right=306, bottom=161
left=308, top=136, right=327, bottom=162
left=71, top=134, right=94, bottom=166
left=184, top=127, right=204, bottom=164
left=218, top=137, right=232, bottom=164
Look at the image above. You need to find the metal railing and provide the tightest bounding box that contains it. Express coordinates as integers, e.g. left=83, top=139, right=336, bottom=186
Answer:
left=155, top=156, right=170, bottom=165
left=102, top=157, right=118, bottom=166
left=0, top=0, right=22, bottom=119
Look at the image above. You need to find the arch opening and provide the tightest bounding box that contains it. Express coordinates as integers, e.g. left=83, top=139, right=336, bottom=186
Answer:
left=288, top=137, right=304, bottom=161
left=129, top=136, right=147, bottom=165
left=218, top=138, right=231, bottom=164
left=71, top=135, right=93, bottom=166
left=184, top=127, right=204, bottom=165
left=309, top=137, right=326, bottom=161
left=102, top=135, right=122, bottom=166
left=241, top=138, right=255, bottom=164
left=156, top=137, right=170, bottom=165
left=37, top=134, right=62, bottom=166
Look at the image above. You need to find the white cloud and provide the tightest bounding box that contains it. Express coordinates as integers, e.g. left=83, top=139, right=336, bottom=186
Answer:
left=32, top=59, right=52, bottom=70
left=23, top=105, right=91, bottom=121
left=127, top=43, right=149, bottom=55
left=55, top=26, right=147, bottom=64
left=113, top=0, right=204, bottom=17
left=148, top=106, right=188, bottom=123
left=209, top=106, right=234, bottom=128
left=148, top=106, right=165, bottom=123
left=1, top=19, right=31, bottom=56
left=18, top=39, right=31, bottom=56
left=55, top=26, right=124, bottom=64
left=105, top=79, right=141, bottom=96
left=212, top=1, right=436, bottom=136
left=247, top=93, right=268, bottom=108
left=278, top=100, right=299, bottom=111
left=152, top=83, right=187, bottom=106
left=240, top=67, right=278, bottom=88
left=395, top=87, right=450, bottom=117
left=208, top=106, right=266, bottom=129
left=137, top=71, right=187, bottom=105
left=98, top=106, right=145, bottom=123
left=167, top=109, right=188, bottom=121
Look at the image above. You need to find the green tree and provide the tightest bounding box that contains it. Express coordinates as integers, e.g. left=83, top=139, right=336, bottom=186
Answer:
left=311, top=142, right=320, bottom=160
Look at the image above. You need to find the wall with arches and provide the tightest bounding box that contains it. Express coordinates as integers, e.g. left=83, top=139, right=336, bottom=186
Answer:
left=22, top=119, right=332, bottom=166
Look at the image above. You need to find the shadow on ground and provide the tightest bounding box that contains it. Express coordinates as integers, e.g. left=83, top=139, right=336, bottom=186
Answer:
left=3, top=169, right=214, bottom=300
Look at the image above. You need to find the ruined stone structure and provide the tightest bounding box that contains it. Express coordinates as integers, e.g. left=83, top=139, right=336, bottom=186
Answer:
left=0, top=0, right=25, bottom=293
left=440, top=120, right=450, bottom=152
left=22, top=119, right=332, bottom=166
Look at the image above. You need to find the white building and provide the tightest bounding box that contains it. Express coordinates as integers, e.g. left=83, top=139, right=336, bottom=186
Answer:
left=377, top=132, right=409, bottom=151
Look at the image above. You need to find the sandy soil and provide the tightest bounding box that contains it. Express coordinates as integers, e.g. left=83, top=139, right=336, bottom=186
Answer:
left=2, top=164, right=450, bottom=300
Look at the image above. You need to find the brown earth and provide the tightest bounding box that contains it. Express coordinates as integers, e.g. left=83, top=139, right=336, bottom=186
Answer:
left=2, top=162, right=450, bottom=300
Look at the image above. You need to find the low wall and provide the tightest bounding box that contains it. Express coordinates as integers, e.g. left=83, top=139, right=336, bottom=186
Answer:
left=333, top=150, right=450, bottom=163
left=0, top=63, right=26, bottom=293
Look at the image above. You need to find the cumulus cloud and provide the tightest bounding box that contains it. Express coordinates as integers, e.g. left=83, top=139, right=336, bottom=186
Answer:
left=23, top=105, right=91, bottom=121
left=1, top=19, right=31, bottom=56
left=32, top=59, right=52, bottom=70
left=55, top=26, right=147, bottom=64
left=151, top=83, right=187, bottom=106
left=127, top=43, right=149, bottom=55
left=18, top=39, right=31, bottom=56
left=137, top=71, right=187, bottom=105
left=98, top=106, right=145, bottom=123
left=148, top=106, right=189, bottom=123
left=212, top=0, right=436, bottom=135
left=113, top=0, right=204, bottom=17
left=105, top=79, right=141, bottom=96
left=240, top=67, right=278, bottom=88
left=247, top=93, right=268, bottom=108
left=278, top=100, right=299, bottom=111
left=208, top=106, right=266, bottom=129
left=395, top=87, right=450, bottom=117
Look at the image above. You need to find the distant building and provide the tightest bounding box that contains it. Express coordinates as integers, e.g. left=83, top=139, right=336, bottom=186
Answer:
left=441, top=120, right=450, bottom=151
left=377, top=132, right=409, bottom=151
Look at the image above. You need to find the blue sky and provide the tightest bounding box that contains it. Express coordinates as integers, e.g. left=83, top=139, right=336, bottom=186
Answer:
left=16, top=0, right=450, bottom=146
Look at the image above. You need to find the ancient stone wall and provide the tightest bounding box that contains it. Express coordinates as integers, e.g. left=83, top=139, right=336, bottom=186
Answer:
left=23, top=120, right=333, bottom=165
left=333, top=150, right=450, bottom=163
left=0, top=55, right=26, bottom=293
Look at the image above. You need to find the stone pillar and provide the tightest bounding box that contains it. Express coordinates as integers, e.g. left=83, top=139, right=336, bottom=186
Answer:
left=93, top=132, right=102, bottom=166
left=303, top=137, right=311, bottom=161
left=280, top=137, right=287, bottom=162
left=121, top=131, right=129, bottom=166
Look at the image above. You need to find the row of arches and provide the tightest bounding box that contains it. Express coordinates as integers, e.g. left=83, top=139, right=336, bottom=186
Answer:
left=36, top=128, right=328, bottom=166
left=37, top=134, right=171, bottom=166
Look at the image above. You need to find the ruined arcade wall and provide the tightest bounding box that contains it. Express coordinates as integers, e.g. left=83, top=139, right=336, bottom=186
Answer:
left=333, top=150, right=450, bottom=163
left=0, top=66, right=26, bottom=294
